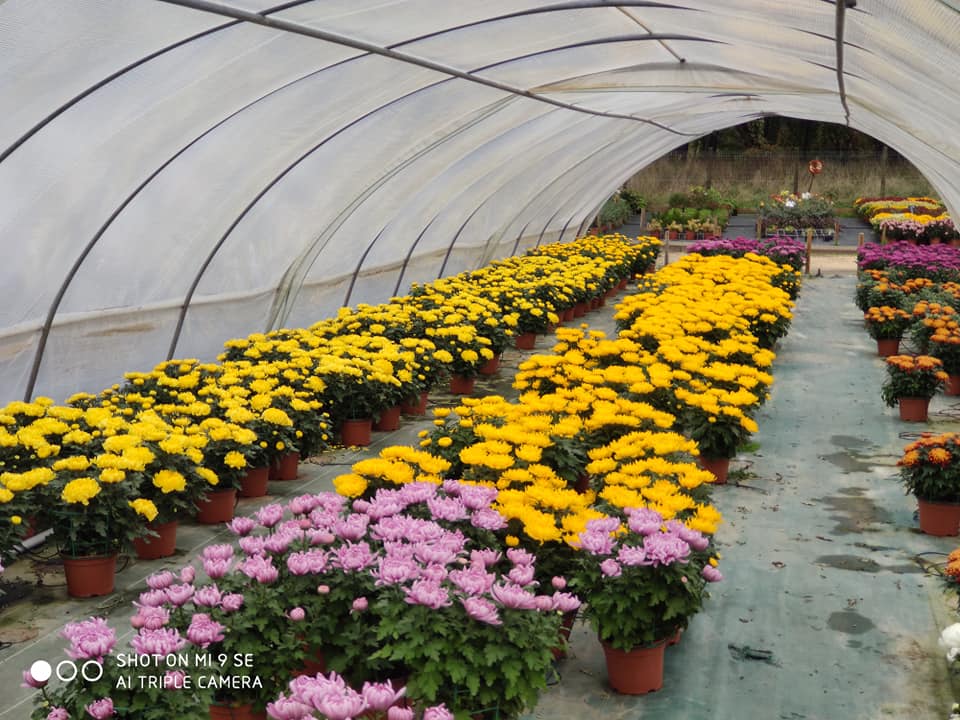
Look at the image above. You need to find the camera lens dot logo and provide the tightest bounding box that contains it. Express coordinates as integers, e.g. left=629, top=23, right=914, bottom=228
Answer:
left=29, top=660, right=52, bottom=683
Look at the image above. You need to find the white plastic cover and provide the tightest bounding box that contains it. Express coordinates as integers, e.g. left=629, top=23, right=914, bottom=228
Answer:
left=2, top=0, right=959, bottom=400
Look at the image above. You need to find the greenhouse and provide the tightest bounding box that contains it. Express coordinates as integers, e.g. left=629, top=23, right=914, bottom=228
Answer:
left=3, top=1, right=960, bottom=719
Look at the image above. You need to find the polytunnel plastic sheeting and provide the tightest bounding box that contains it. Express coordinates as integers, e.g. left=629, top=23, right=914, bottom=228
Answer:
left=4, top=0, right=960, bottom=401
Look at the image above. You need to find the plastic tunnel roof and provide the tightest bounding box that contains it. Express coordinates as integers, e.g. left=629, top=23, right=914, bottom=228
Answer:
left=2, top=0, right=959, bottom=401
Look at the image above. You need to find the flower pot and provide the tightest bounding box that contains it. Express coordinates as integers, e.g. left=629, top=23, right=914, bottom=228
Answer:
left=876, top=338, right=901, bottom=357
left=341, top=418, right=373, bottom=447
left=618, top=278, right=629, bottom=290
left=917, top=498, right=960, bottom=536
left=562, top=307, right=575, bottom=322
left=946, top=375, right=960, bottom=396
left=209, top=704, right=266, bottom=720
left=449, top=374, right=476, bottom=395
left=133, top=520, right=178, bottom=560
left=478, top=355, right=501, bottom=376
left=196, top=488, right=238, bottom=524
left=239, top=466, right=269, bottom=498
left=401, top=392, right=429, bottom=415
left=272, top=452, right=300, bottom=481
left=697, top=455, right=730, bottom=484
left=684, top=230, right=695, bottom=240
left=601, top=639, right=667, bottom=695
left=551, top=611, right=578, bottom=660
left=898, top=396, right=930, bottom=422
left=573, top=303, right=587, bottom=318
left=374, top=406, right=402, bottom=432
left=668, top=231, right=679, bottom=240
left=931, top=237, right=943, bottom=245
left=62, top=553, right=117, bottom=598
left=589, top=297, right=601, bottom=310
left=515, top=332, right=537, bottom=350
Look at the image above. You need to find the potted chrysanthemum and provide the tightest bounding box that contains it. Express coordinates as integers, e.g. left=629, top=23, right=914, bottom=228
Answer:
left=864, top=305, right=914, bottom=357
left=569, top=507, right=721, bottom=695
left=880, top=354, right=947, bottom=421
left=897, top=433, right=960, bottom=536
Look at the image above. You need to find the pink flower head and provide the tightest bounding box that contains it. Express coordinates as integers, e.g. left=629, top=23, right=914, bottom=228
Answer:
left=264, top=527, right=300, bottom=554
left=491, top=583, right=537, bottom=610
left=351, top=597, right=368, bottom=613
left=307, top=529, right=336, bottom=546
left=62, top=618, right=116, bottom=662
left=534, top=595, right=554, bottom=612
left=642, top=533, right=691, bottom=567
left=600, top=559, right=622, bottom=578
left=193, top=584, right=223, bottom=608
left=387, top=707, right=415, bottom=720
left=266, top=696, right=313, bottom=719
left=239, top=535, right=266, bottom=556
left=373, top=555, right=420, bottom=586
left=164, top=583, right=195, bottom=607
left=289, top=607, right=306, bottom=622
left=470, top=509, right=507, bottom=531
left=315, top=685, right=366, bottom=720
left=507, top=564, right=536, bottom=586
left=578, top=529, right=615, bottom=556
left=551, top=576, right=567, bottom=590
left=617, top=545, right=647, bottom=567
left=462, top=596, right=502, bottom=626
left=202, top=557, right=233, bottom=580
left=288, top=494, right=321, bottom=516
left=361, top=680, right=405, bottom=711
left=85, top=698, right=114, bottom=719
left=398, top=482, right=437, bottom=504
left=146, top=571, right=175, bottom=590
left=426, top=496, right=468, bottom=522
left=449, top=566, right=495, bottom=596
left=317, top=584, right=330, bottom=595
left=423, top=704, right=454, bottom=720
left=227, top=516, right=257, bottom=536
left=703, top=565, right=723, bottom=582
left=202, top=543, right=234, bottom=561
left=665, top=521, right=710, bottom=551
left=414, top=543, right=458, bottom=567
left=179, top=566, right=196, bottom=584
left=470, top=549, right=501, bottom=568
left=255, top=503, right=284, bottom=528
left=352, top=499, right=371, bottom=514
left=287, top=549, right=328, bottom=575
left=221, top=593, right=245, bottom=612
left=129, top=604, right=169, bottom=631
left=627, top=507, right=664, bottom=536
left=186, top=613, right=224, bottom=648
left=334, top=514, right=371, bottom=541
left=47, top=709, right=69, bottom=720
left=457, top=484, right=498, bottom=510
left=137, top=589, right=168, bottom=607
left=551, top=591, right=581, bottom=613
left=506, top=548, right=535, bottom=566
left=404, top=579, right=451, bottom=609
left=334, top=542, right=375, bottom=571
left=420, top=563, right=449, bottom=584
left=240, top=555, right=279, bottom=584
left=131, top=628, right=186, bottom=657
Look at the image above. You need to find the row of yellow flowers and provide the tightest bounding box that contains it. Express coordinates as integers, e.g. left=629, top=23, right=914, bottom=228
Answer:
left=333, top=249, right=797, bottom=592
left=0, top=235, right=657, bottom=564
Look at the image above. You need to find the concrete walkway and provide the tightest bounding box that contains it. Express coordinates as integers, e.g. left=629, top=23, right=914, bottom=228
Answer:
left=527, top=274, right=957, bottom=720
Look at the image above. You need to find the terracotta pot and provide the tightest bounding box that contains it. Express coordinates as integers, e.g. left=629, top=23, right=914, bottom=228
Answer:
left=133, top=520, right=178, bottom=560
left=931, top=237, right=943, bottom=245
left=272, top=452, right=300, bottom=481
left=573, top=303, right=587, bottom=318
left=209, top=704, right=266, bottom=720
left=515, top=332, right=537, bottom=350
left=589, top=297, right=601, bottom=310
left=876, top=338, right=901, bottom=357
left=917, top=498, right=960, bottom=536
left=478, top=355, right=501, bottom=376
left=196, top=489, right=237, bottom=524
left=618, top=278, right=629, bottom=290
left=601, top=639, right=667, bottom=695
left=649, top=230, right=662, bottom=238
left=239, top=466, right=269, bottom=498
left=698, top=455, right=730, bottom=484
left=373, top=406, right=402, bottom=432
left=946, top=375, right=960, bottom=396
left=898, top=396, right=930, bottom=422
left=562, top=307, right=575, bottom=322
left=400, top=392, right=429, bottom=415
left=685, top=230, right=695, bottom=240
left=668, top=231, right=679, bottom=240
left=449, top=374, right=476, bottom=395
left=551, top=611, right=578, bottom=660
left=341, top=418, right=373, bottom=447
left=62, top=553, right=117, bottom=598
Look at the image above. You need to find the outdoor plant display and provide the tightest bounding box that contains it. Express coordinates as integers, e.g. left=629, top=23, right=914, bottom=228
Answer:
left=898, top=433, right=960, bottom=535
left=759, top=190, right=834, bottom=235
left=864, top=306, right=913, bottom=340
